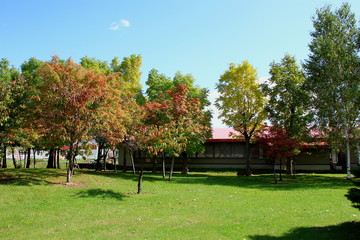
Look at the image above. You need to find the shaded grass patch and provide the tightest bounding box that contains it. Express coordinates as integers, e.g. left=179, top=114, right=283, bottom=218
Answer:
left=0, top=169, right=358, bottom=239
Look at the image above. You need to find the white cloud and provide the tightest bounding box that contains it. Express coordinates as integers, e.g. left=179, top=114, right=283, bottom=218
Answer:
left=109, top=19, right=130, bottom=31
left=109, top=22, right=120, bottom=31
left=120, top=19, right=130, bottom=27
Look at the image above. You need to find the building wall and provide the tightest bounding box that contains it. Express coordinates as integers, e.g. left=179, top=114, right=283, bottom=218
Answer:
left=131, top=141, right=358, bottom=171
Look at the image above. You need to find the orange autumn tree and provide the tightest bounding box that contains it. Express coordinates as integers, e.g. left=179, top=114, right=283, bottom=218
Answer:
left=35, top=57, right=124, bottom=183
left=143, top=84, right=210, bottom=180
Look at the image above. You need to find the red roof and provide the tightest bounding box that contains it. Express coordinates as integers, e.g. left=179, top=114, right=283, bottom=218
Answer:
left=207, top=128, right=329, bottom=147
left=207, top=128, right=244, bottom=142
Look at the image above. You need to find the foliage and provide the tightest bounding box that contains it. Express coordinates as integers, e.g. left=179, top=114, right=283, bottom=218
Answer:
left=34, top=57, right=117, bottom=181
left=257, top=126, right=302, bottom=162
left=216, top=61, right=266, bottom=136
left=140, top=84, right=210, bottom=158
left=145, top=69, right=174, bottom=102
left=0, top=59, right=21, bottom=129
left=80, top=57, right=112, bottom=75
left=304, top=3, right=360, bottom=149
left=0, top=58, right=24, bottom=167
left=216, top=61, right=266, bottom=175
left=81, top=54, right=144, bottom=104
left=145, top=69, right=210, bottom=110
left=262, top=54, right=310, bottom=138
left=114, top=54, right=142, bottom=95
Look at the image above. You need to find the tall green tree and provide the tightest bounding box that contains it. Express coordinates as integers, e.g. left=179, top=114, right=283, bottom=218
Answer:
left=0, top=58, right=21, bottom=168
left=304, top=3, right=360, bottom=179
left=82, top=55, right=144, bottom=104
left=263, top=55, right=309, bottom=136
left=216, top=61, right=267, bottom=176
left=111, top=54, right=144, bottom=104
left=80, top=57, right=111, bottom=75
left=20, top=57, right=44, bottom=168
left=145, top=69, right=174, bottom=101
left=262, top=55, right=310, bottom=174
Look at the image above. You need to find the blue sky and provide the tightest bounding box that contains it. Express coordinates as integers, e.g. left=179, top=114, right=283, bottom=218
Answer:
left=1, top=0, right=359, bottom=127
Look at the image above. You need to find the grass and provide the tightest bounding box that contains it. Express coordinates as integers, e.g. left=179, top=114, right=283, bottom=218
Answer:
left=0, top=168, right=359, bottom=240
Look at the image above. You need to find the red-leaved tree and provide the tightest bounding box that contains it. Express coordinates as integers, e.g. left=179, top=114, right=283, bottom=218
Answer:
left=257, top=126, right=301, bottom=183
left=35, top=57, right=120, bottom=183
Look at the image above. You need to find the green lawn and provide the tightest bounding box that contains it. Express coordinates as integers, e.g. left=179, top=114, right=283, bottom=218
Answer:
left=0, top=168, right=359, bottom=240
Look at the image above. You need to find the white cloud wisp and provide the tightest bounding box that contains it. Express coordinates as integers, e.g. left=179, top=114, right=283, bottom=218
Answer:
left=109, top=19, right=130, bottom=31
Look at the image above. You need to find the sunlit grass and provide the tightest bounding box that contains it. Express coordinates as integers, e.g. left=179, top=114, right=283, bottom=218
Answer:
left=0, top=168, right=359, bottom=239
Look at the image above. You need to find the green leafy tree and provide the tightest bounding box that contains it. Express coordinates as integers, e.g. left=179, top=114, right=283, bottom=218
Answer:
left=262, top=55, right=310, bottom=174
left=111, top=54, right=144, bottom=103
left=304, top=3, right=360, bottom=179
left=0, top=58, right=21, bottom=168
left=80, top=57, right=112, bottom=75
left=216, top=61, right=267, bottom=176
left=145, top=69, right=174, bottom=101
left=20, top=58, right=44, bottom=168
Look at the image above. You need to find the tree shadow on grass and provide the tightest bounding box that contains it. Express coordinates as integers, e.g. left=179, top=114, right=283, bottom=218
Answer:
left=0, top=168, right=65, bottom=186
left=74, top=188, right=127, bottom=201
left=82, top=169, right=354, bottom=191
left=248, top=221, right=360, bottom=240
left=2, top=168, right=354, bottom=196
left=169, top=173, right=354, bottom=191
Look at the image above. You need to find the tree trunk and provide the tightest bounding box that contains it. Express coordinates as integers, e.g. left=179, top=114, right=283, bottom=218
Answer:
left=26, top=148, right=31, bottom=168
left=162, top=153, right=166, bottom=178
left=11, top=146, right=18, bottom=168
left=181, top=152, right=189, bottom=174
left=342, top=119, right=351, bottom=179
left=273, top=160, right=277, bottom=184
left=113, top=149, right=117, bottom=173
left=19, top=151, right=27, bottom=168
left=56, top=149, right=60, bottom=169
left=152, top=156, right=157, bottom=173
left=122, top=147, right=127, bottom=172
left=168, top=156, right=175, bottom=182
left=137, top=159, right=144, bottom=194
left=279, top=159, right=283, bottom=181
left=130, top=149, right=136, bottom=175
left=47, top=148, right=56, bottom=168
left=33, top=149, right=36, bottom=168
left=103, top=149, right=109, bottom=171
left=290, top=157, right=294, bottom=175
left=3, top=146, right=7, bottom=168
left=66, top=143, right=75, bottom=183
left=19, top=150, right=22, bottom=168
left=96, top=144, right=103, bottom=171
left=1, top=145, right=7, bottom=168
left=239, top=136, right=252, bottom=176
left=357, top=142, right=360, bottom=165
left=286, top=156, right=291, bottom=174
left=293, top=156, right=296, bottom=179
left=0, top=145, right=2, bottom=168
